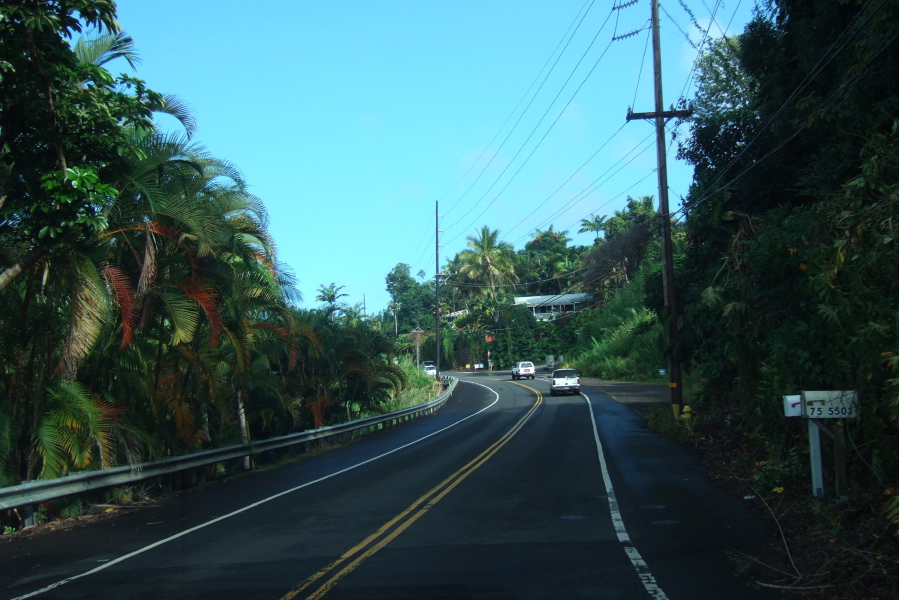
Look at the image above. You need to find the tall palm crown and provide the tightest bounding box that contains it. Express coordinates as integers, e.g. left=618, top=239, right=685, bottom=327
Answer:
left=578, top=214, right=608, bottom=243
left=457, top=226, right=518, bottom=300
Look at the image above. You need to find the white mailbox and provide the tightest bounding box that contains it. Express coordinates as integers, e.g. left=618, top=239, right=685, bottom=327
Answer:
left=801, top=390, right=858, bottom=419
left=783, top=395, right=802, bottom=417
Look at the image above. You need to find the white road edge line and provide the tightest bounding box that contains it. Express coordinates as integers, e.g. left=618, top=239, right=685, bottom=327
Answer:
left=10, top=382, right=500, bottom=600
left=582, top=392, right=670, bottom=600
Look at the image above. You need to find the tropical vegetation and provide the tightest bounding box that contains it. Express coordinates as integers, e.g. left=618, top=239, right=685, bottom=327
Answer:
left=0, top=1, right=418, bottom=496
left=3, top=5, right=898, bottom=588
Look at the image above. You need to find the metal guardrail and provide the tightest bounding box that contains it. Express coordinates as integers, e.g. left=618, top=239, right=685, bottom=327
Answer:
left=1, top=377, right=458, bottom=522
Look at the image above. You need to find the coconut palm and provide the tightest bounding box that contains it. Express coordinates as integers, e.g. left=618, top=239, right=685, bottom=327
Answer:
left=316, top=283, right=349, bottom=320
left=457, top=226, right=518, bottom=300
left=578, top=214, right=608, bottom=243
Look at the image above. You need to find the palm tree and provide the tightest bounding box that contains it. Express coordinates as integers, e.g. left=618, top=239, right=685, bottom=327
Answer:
left=457, top=226, right=518, bottom=300
left=552, top=255, right=581, bottom=293
left=578, top=214, right=608, bottom=243
left=73, top=30, right=197, bottom=138
left=339, top=302, right=367, bottom=329
left=316, top=283, right=349, bottom=319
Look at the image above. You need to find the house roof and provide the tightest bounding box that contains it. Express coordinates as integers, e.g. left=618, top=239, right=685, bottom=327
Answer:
left=513, top=293, right=593, bottom=307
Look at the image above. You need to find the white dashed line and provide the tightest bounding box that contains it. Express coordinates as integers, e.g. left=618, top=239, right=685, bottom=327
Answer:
left=582, top=393, right=670, bottom=600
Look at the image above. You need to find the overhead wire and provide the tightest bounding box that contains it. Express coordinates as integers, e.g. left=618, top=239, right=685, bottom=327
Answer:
left=443, top=33, right=622, bottom=247
left=441, top=0, right=599, bottom=220
left=631, top=22, right=653, bottom=112
left=447, top=1, right=896, bottom=325
left=441, top=8, right=618, bottom=242
left=514, top=133, right=657, bottom=246
left=501, top=122, right=630, bottom=241
left=506, top=1, right=699, bottom=252
left=558, top=168, right=658, bottom=237
left=406, top=0, right=599, bottom=275
left=400, top=0, right=595, bottom=276
left=683, top=0, right=888, bottom=211
left=674, top=0, right=722, bottom=104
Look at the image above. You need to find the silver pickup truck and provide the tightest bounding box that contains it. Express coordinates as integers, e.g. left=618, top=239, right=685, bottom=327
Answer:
left=549, top=368, right=580, bottom=396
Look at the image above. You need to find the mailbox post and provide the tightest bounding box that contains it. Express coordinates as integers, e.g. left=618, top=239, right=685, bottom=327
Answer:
left=784, top=391, right=857, bottom=498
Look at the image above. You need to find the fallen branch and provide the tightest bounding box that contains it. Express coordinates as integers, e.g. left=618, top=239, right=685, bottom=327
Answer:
left=753, top=487, right=802, bottom=578
left=728, top=547, right=797, bottom=579
left=756, top=581, right=833, bottom=591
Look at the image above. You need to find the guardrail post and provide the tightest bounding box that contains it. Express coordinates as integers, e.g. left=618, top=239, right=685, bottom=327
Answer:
left=21, top=504, right=35, bottom=528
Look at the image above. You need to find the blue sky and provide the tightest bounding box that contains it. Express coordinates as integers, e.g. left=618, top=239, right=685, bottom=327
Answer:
left=112, top=0, right=757, bottom=315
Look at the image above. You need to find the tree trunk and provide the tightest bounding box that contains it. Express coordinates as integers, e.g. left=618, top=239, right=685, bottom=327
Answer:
left=0, top=246, right=45, bottom=294
left=235, top=388, right=251, bottom=470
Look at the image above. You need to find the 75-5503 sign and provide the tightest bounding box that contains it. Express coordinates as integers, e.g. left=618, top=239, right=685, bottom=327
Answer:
left=802, top=391, right=858, bottom=419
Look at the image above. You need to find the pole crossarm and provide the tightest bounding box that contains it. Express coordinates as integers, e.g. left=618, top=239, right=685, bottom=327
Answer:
left=626, top=108, right=693, bottom=121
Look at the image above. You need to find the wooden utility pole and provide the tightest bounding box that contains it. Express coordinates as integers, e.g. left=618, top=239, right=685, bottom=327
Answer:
left=626, top=0, right=690, bottom=416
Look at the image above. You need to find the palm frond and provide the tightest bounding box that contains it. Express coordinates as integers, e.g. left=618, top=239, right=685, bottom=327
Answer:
left=157, top=288, right=200, bottom=345
left=74, top=31, right=140, bottom=69
left=0, top=403, right=20, bottom=486
left=174, top=280, right=223, bottom=347
left=158, top=94, right=197, bottom=139
left=100, top=262, right=139, bottom=347
left=58, top=256, right=111, bottom=380
left=36, top=382, right=122, bottom=477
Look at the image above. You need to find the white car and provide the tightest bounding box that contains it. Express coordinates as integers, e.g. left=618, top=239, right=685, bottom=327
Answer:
left=423, top=365, right=437, bottom=378
left=550, top=369, right=580, bottom=395
left=512, top=361, right=536, bottom=380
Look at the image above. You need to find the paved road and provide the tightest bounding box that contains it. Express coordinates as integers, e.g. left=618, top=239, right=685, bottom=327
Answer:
left=0, top=374, right=769, bottom=599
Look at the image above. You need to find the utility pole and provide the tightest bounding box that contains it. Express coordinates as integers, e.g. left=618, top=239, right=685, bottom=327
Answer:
left=435, top=201, right=442, bottom=379
left=626, top=0, right=690, bottom=416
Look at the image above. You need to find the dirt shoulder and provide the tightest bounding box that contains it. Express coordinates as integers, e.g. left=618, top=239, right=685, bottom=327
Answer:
left=581, top=378, right=669, bottom=405
left=594, top=380, right=898, bottom=600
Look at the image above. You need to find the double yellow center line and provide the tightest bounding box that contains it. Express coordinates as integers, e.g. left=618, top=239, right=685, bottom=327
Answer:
left=281, top=385, right=542, bottom=600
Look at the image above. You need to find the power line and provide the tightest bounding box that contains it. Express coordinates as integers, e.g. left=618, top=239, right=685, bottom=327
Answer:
left=559, top=168, right=658, bottom=237
left=684, top=0, right=888, bottom=211
left=501, top=122, right=630, bottom=241
left=442, top=10, right=618, bottom=240
left=518, top=134, right=657, bottom=244
left=631, top=24, right=653, bottom=111
left=675, top=0, right=722, bottom=104
left=407, top=0, right=600, bottom=275
left=441, top=0, right=599, bottom=220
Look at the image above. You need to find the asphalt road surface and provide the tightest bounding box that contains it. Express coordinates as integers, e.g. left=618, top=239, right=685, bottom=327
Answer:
left=0, top=373, right=770, bottom=599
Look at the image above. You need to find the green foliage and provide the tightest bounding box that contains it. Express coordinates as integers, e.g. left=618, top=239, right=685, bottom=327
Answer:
left=487, top=305, right=539, bottom=369
left=572, top=271, right=665, bottom=381
left=678, top=0, right=899, bottom=491
left=602, top=196, right=656, bottom=241
left=376, top=356, right=440, bottom=414
left=383, top=263, right=435, bottom=334
left=750, top=447, right=805, bottom=492
left=0, top=0, right=412, bottom=497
